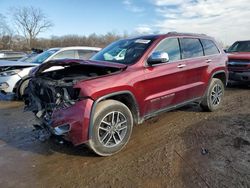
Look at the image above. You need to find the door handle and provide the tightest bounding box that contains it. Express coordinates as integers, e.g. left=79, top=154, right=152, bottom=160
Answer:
left=177, top=64, right=186, bottom=68
left=206, top=59, right=212, bottom=63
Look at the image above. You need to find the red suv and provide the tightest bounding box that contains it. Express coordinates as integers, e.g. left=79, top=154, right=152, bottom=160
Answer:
left=226, top=40, right=250, bottom=84
left=24, top=33, right=228, bottom=156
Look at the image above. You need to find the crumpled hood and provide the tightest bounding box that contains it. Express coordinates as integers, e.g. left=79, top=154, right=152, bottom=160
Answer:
left=34, top=59, right=127, bottom=76
left=0, top=59, right=38, bottom=67
left=227, top=52, right=250, bottom=61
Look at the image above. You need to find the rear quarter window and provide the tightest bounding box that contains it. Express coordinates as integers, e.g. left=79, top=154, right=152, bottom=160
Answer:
left=201, top=39, right=220, bottom=55
left=179, top=38, right=204, bottom=59
left=52, top=50, right=76, bottom=60
left=78, top=50, right=98, bottom=60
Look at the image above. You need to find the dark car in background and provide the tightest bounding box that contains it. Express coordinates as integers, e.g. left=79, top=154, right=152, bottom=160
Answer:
left=227, top=40, right=250, bottom=84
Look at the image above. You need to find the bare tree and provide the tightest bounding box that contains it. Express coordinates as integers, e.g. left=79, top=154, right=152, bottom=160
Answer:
left=0, top=13, right=13, bottom=49
left=12, top=6, right=53, bottom=48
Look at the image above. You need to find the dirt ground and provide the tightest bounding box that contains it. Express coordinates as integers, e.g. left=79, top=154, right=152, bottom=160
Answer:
left=0, top=84, right=249, bottom=188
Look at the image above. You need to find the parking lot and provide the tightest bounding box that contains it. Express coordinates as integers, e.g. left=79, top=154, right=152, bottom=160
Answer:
left=0, top=84, right=249, bottom=188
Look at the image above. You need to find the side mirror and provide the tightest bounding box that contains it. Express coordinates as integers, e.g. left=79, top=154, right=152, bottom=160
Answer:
left=148, top=51, right=169, bottom=66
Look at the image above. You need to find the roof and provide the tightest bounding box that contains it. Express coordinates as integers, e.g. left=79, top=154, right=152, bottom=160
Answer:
left=129, top=32, right=212, bottom=40
left=232, top=40, right=250, bottom=43
left=48, top=46, right=102, bottom=51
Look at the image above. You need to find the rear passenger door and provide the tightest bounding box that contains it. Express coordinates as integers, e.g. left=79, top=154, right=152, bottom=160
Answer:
left=179, top=38, right=208, bottom=99
left=200, top=39, right=221, bottom=70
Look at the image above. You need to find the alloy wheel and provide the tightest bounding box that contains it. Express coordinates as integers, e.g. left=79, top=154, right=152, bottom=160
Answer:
left=98, top=111, right=128, bottom=147
left=211, top=84, right=223, bottom=106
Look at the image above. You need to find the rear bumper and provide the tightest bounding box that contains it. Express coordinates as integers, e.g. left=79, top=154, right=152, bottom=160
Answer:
left=229, top=71, right=250, bottom=82
left=45, top=98, right=94, bottom=145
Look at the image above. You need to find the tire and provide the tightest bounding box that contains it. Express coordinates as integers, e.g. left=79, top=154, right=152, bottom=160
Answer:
left=200, top=78, right=225, bottom=112
left=88, top=100, right=133, bottom=156
left=18, top=78, right=30, bottom=99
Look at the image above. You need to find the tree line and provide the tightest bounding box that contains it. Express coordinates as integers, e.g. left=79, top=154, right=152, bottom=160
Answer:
left=0, top=6, right=127, bottom=51
left=0, top=33, right=126, bottom=51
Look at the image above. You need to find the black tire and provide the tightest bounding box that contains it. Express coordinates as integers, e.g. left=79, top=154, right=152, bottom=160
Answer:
left=88, top=100, right=133, bottom=156
left=200, top=78, right=225, bottom=112
left=18, top=78, right=30, bottom=99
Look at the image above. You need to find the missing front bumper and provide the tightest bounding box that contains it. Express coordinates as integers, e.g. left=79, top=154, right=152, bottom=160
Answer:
left=53, top=124, right=71, bottom=135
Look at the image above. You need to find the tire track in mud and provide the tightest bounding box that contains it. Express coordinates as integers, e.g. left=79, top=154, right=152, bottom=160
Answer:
left=0, top=86, right=249, bottom=188
left=37, top=88, right=250, bottom=188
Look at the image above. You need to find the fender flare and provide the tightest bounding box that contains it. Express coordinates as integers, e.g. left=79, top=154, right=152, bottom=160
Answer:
left=88, top=90, right=140, bottom=139
left=210, top=70, right=228, bottom=85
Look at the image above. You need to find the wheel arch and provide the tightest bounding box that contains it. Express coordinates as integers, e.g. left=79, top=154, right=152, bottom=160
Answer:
left=14, top=76, right=31, bottom=98
left=88, top=91, right=140, bottom=139
left=211, top=70, right=228, bottom=86
left=202, top=70, right=227, bottom=101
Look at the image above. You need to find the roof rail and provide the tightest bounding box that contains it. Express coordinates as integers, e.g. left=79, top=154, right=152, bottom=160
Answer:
left=167, top=32, right=207, bottom=36
left=167, top=31, right=178, bottom=34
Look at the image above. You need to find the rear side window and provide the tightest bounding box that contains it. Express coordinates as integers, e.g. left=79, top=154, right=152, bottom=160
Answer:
left=52, top=50, right=76, bottom=60
left=180, top=38, right=203, bottom=59
left=201, top=39, right=220, bottom=55
left=154, top=38, right=181, bottom=61
left=78, top=50, right=98, bottom=60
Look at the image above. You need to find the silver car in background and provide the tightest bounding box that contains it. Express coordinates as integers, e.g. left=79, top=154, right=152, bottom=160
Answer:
left=0, top=46, right=101, bottom=99
left=0, top=50, right=27, bottom=61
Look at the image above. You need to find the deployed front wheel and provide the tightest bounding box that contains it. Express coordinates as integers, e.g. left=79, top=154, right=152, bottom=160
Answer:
left=88, top=100, right=133, bottom=156
left=200, top=78, right=225, bottom=112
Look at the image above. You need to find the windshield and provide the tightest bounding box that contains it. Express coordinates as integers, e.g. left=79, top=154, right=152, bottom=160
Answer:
left=31, top=49, right=59, bottom=64
left=228, top=41, right=250, bottom=52
left=19, top=53, right=38, bottom=63
left=91, top=38, right=155, bottom=64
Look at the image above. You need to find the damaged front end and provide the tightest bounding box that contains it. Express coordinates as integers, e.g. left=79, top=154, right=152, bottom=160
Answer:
left=25, top=76, right=80, bottom=132
left=24, top=59, right=126, bottom=144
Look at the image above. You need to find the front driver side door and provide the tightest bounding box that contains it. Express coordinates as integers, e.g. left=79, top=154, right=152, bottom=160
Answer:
left=142, top=38, right=189, bottom=116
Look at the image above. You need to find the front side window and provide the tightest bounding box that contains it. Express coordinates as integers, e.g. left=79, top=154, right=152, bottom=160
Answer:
left=201, top=39, right=220, bottom=55
left=51, top=50, right=76, bottom=60
left=91, top=37, right=156, bottom=65
left=180, top=38, right=203, bottom=59
left=227, top=41, right=250, bottom=52
left=154, top=38, right=181, bottom=62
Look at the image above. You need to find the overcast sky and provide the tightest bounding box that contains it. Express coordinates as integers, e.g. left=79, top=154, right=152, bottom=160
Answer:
left=0, top=0, right=249, bottom=45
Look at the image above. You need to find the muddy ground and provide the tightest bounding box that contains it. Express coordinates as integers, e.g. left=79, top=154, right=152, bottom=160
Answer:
left=0, top=84, right=249, bottom=188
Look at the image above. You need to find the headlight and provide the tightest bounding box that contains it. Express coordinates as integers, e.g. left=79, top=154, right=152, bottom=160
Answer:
left=0, top=69, right=22, bottom=77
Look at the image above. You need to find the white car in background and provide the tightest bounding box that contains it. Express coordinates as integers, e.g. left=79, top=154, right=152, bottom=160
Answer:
left=0, top=46, right=101, bottom=99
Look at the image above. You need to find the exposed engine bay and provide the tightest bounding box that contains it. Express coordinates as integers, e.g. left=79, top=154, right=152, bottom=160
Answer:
left=24, top=60, right=125, bottom=123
